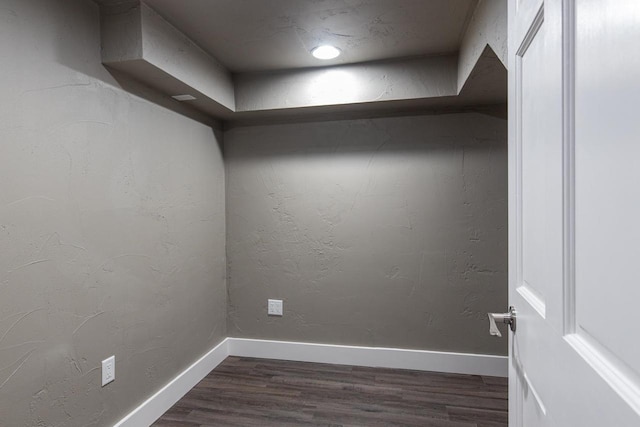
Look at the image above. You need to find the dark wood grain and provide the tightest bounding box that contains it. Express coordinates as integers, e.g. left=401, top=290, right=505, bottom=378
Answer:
left=152, top=357, right=508, bottom=427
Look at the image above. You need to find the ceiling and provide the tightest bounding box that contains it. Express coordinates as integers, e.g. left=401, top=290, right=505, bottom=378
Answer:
left=143, top=0, right=478, bottom=73
left=98, top=0, right=506, bottom=124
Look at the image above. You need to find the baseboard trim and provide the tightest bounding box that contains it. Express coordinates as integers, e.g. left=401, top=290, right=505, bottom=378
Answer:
left=114, top=337, right=507, bottom=426
left=227, top=338, right=507, bottom=377
left=113, top=338, right=230, bottom=427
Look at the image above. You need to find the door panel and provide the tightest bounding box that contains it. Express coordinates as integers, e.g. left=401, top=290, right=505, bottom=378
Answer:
left=574, top=0, right=640, bottom=389
left=518, top=3, right=563, bottom=328
left=508, top=0, right=640, bottom=425
left=513, top=0, right=544, bottom=45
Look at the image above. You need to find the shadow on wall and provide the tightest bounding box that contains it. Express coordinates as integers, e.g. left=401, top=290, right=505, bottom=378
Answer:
left=225, top=114, right=506, bottom=159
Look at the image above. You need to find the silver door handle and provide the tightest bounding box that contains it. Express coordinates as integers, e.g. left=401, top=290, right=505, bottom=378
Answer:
left=487, top=306, right=517, bottom=337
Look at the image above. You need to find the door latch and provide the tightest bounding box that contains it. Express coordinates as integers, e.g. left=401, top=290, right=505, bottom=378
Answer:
left=487, top=306, right=516, bottom=337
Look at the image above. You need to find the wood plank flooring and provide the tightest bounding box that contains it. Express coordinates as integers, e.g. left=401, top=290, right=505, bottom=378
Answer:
left=153, top=356, right=508, bottom=427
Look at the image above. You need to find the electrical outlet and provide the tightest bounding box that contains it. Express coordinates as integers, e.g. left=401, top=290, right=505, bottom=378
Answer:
left=268, top=299, right=283, bottom=316
left=102, top=356, right=115, bottom=386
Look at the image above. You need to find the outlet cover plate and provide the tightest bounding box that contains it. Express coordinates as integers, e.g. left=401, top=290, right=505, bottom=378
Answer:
left=102, top=356, right=115, bottom=386
left=268, top=299, right=283, bottom=316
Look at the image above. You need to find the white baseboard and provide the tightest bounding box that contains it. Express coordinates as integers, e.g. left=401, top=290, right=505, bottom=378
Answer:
left=113, top=338, right=230, bottom=427
left=227, top=338, right=507, bottom=377
left=114, top=337, right=507, bottom=426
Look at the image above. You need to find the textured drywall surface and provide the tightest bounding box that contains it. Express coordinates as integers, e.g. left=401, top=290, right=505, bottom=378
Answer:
left=234, top=55, right=458, bottom=112
left=100, top=1, right=506, bottom=122
left=458, top=0, right=507, bottom=91
left=139, top=3, right=235, bottom=110
left=100, top=2, right=235, bottom=116
left=0, top=1, right=226, bottom=426
left=225, top=113, right=507, bottom=356
left=144, top=0, right=477, bottom=72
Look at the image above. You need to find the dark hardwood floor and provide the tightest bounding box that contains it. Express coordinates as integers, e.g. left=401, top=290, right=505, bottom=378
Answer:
left=153, top=356, right=508, bottom=427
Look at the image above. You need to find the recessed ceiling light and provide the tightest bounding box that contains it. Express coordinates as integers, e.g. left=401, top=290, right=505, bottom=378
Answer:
left=311, top=45, right=341, bottom=60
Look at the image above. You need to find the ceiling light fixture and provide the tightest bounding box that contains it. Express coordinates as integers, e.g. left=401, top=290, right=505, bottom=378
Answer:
left=311, top=45, right=341, bottom=60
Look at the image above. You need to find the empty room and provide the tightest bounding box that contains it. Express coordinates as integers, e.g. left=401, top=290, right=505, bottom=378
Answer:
left=1, top=0, right=638, bottom=426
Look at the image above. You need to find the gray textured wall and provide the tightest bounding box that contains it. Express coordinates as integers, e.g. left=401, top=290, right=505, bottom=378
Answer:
left=458, top=0, right=508, bottom=91
left=226, top=113, right=507, bottom=355
left=0, top=1, right=226, bottom=426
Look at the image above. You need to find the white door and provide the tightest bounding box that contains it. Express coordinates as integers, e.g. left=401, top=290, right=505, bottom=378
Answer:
left=507, top=0, right=640, bottom=425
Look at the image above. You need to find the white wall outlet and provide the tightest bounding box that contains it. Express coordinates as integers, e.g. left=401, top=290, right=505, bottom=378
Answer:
left=101, top=355, right=115, bottom=386
left=268, top=299, right=283, bottom=316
